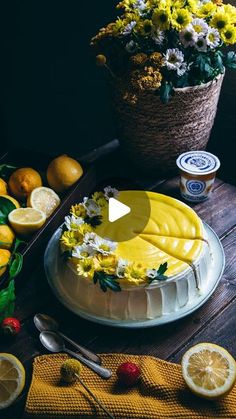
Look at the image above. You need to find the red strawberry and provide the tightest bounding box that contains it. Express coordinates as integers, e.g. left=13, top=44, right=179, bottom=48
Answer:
left=1, top=317, right=21, bottom=336
left=116, top=362, right=141, bottom=386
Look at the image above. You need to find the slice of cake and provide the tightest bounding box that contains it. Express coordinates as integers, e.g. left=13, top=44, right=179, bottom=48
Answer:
left=59, top=188, right=211, bottom=321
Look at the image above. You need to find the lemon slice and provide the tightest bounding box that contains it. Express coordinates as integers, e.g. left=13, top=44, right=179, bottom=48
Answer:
left=0, top=353, right=25, bottom=409
left=182, top=343, right=236, bottom=400
left=8, top=208, right=46, bottom=236
left=27, top=186, right=60, bottom=218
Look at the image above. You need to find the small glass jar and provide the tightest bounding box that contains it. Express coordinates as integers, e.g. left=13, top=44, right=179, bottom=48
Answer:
left=176, top=151, right=221, bottom=203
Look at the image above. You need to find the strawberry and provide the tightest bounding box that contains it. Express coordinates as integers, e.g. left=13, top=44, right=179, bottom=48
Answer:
left=116, top=362, right=141, bottom=386
left=1, top=317, right=21, bottom=336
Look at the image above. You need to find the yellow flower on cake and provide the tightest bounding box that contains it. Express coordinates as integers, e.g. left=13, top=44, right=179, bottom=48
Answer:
left=124, top=262, right=147, bottom=285
left=171, top=9, right=192, bottom=30
left=77, top=259, right=95, bottom=279
left=210, top=10, right=230, bottom=32
left=197, top=2, right=216, bottom=19
left=60, top=231, right=78, bottom=250
left=221, top=24, right=236, bottom=45
left=91, top=191, right=107, bottom=208
left=139, top=19, right=153, bottom=36
left=152, top=7, right=171, bottom=31
left=75, top=224, right=93, bottom=243
left=70, top=203, right=86, bottom=218
left=94, top=254, right=117, bottom=275
left=223, top=4, right=236, bottom=24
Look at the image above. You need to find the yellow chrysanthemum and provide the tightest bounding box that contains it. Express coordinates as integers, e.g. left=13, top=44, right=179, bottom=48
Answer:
left=91, top=191, right=107, bottom=207
left=223, top=4, right=236, bottom=24
left=152, top=7, right=171, bottom=30
left=77, top=258, right=95, bottom=279
left=113, top=18, right=126, bottom=36
left=197, top=2, right=216, bottom=19
left=60, top=231, right=78, bottom=249
left=94, top=254, right=117, bottom=275
left=117, top=0, right=136, bottom=11
left=70, top=203, right=86, bottom=218
left=124, top=262, right=147, bottom=284
left=173, top=0, right=197, bottom=13
left=171, top=9, right=192, bottom=30
left=77, top=223, right=92, bottom=237
left=221, top=24, right=236, bottom=44
left=139, top=19, right=153, bottom=36
left=210, top=11, right=230, bottom=32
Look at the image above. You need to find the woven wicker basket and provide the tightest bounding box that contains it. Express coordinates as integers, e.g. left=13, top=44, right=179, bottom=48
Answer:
left=113, top=72, right=224, bottom=174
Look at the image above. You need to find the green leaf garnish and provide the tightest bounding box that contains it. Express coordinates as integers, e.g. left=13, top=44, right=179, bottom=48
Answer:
left=93, top=271, right=121, bottom=293
left=0, top=280, right=15, bottom=322
left=84, top=215, right=102, bottom=227
left=9, top=253, right=23, bottom=280
left=149, top=262, right=168, bottom=284
left=0, top=196, right=17, bottom=224
left=0, top=164, right=17, bottom=180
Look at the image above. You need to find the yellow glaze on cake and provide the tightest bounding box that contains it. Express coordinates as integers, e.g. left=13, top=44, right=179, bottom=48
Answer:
left=96, top=191, right=204, bottom=280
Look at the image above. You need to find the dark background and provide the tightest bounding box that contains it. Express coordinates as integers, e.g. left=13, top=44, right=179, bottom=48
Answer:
left=0, top=1, right=235, bottom=180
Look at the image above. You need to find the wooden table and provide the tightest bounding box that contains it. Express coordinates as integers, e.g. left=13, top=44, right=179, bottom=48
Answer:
left=2, top=172, right=236, bottom=418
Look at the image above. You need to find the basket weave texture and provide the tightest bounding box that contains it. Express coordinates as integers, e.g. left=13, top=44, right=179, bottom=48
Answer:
left=113, top=72, right=224, bottom=174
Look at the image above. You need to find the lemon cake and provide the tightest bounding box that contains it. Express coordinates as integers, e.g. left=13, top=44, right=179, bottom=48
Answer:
left=59, top=188, right=211, bottom=321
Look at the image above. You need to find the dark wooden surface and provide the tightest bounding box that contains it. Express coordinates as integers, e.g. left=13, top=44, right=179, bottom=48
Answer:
left=1, top=171, right=236, bottom=419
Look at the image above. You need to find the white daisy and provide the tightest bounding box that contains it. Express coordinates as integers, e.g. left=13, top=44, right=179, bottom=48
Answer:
left=151, top=28, right=165, bottom=45
left=125, top=40, right=138, bottom=53
left=195, top=36, right=208, bottom=52
left=93, top=236, right=117, bottom=255
left=116, top=259, right=129, bottom=278
left=83, top=199, right=101, bottom=218
left=180, top=24, right=198, bottom=48
left=133, top=0, right=146, bottom=15
left=177, top=62, right=188, bottom=76
left=163, top=48, right=185, bottom=72
left=104, top=186, right=119, bottom=200
left=206, top=27, right=220, bottom=49
left=83, top=232, right=98, bottom=245
left=146, top=269, right=157, bottom=279
left=191, top=18, right=209, bottom=36
left=122, top=21, right=137, bottom=36
left=64, top=215, right=84, bottom=231
left=72, top=243, right=96, bottom=259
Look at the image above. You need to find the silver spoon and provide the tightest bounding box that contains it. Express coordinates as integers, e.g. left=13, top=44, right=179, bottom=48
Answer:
left=34, top=313, right=101, bottom=365
left=39, top=331, right=112, bottom=380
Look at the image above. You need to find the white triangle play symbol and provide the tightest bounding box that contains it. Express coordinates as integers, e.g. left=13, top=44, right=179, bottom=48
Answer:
left=108, top=198, right=131, bottom=223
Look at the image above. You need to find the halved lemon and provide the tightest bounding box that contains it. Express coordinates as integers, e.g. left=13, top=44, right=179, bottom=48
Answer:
left=27, top=186, right=60, bottom=218
left=8, top=208, right=46, bottom=236
left=182, top=343, right=236, bottom=400
left=0, top=353, right=25, bottom=409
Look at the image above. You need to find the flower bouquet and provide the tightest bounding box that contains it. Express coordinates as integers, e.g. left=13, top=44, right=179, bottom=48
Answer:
left=91, top=0, right=236, bottom=173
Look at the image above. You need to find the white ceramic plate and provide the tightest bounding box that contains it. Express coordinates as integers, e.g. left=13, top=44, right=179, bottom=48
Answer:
left=44, top=222, right=225, bottom=329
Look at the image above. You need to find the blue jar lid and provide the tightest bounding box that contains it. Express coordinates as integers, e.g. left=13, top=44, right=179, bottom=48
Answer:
left=176, top=151, right=220, bottom=175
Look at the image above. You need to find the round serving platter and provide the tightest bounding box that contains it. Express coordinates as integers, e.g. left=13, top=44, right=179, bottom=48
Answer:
left=44, top=222, right=225, bottom=329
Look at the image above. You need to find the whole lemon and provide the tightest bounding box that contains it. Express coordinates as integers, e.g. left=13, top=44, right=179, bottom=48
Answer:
left=46, top=155, right=83, bottom=193
left=0, top=225, right=15, bottom=250
left=0, top=179, right=7, bottom=195
left=0, top=249, right=11, bottom=277
left=9, top=168, right=42, bottom=200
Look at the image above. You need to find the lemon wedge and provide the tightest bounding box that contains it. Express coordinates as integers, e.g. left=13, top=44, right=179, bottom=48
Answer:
left=8, top=208, right=46, bottom=236
left=0, top=353, right=25, bottom=409
left=27, top=186, right=60, bottom=218
left=182, top=343, right=236, bottom=400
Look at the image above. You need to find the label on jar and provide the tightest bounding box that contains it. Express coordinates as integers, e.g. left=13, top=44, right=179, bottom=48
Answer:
left=176, top=151, right=220, bottom=175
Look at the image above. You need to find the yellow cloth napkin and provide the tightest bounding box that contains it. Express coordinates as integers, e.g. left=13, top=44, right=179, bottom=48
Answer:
left=25, top=353, right=236, bottom=418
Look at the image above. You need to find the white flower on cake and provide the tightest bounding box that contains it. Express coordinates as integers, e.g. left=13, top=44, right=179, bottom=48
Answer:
left=64, top=215, right=84, bottom=231
left=72, top=243, right=96, bottom=259
left=146, top=268, right=157, bottom=279
left=122, top=21, right=136, bottom=36
left=191, top=18, right=209, bottom=36
left=195, top=36, right=208, bottom=52
left=163, top=49, right=185, bottom=74
left=116, top=259, right=129, bottom=278
left=93, top=236, right=117, bottom=255
left=83, top=199, right=101, bottom=218
left=104, top=186, right=119, bottom=200
left=206, top=28, right=220, bottom=48
left=83, top=232, right=98, bottom=245
left=134, top=0, right=146, bottom=15
left=180, top=25, right=198, bottom=48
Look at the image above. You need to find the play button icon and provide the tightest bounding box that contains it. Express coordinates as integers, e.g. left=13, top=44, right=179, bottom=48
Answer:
left=108, top=198, right=131, bottom=222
